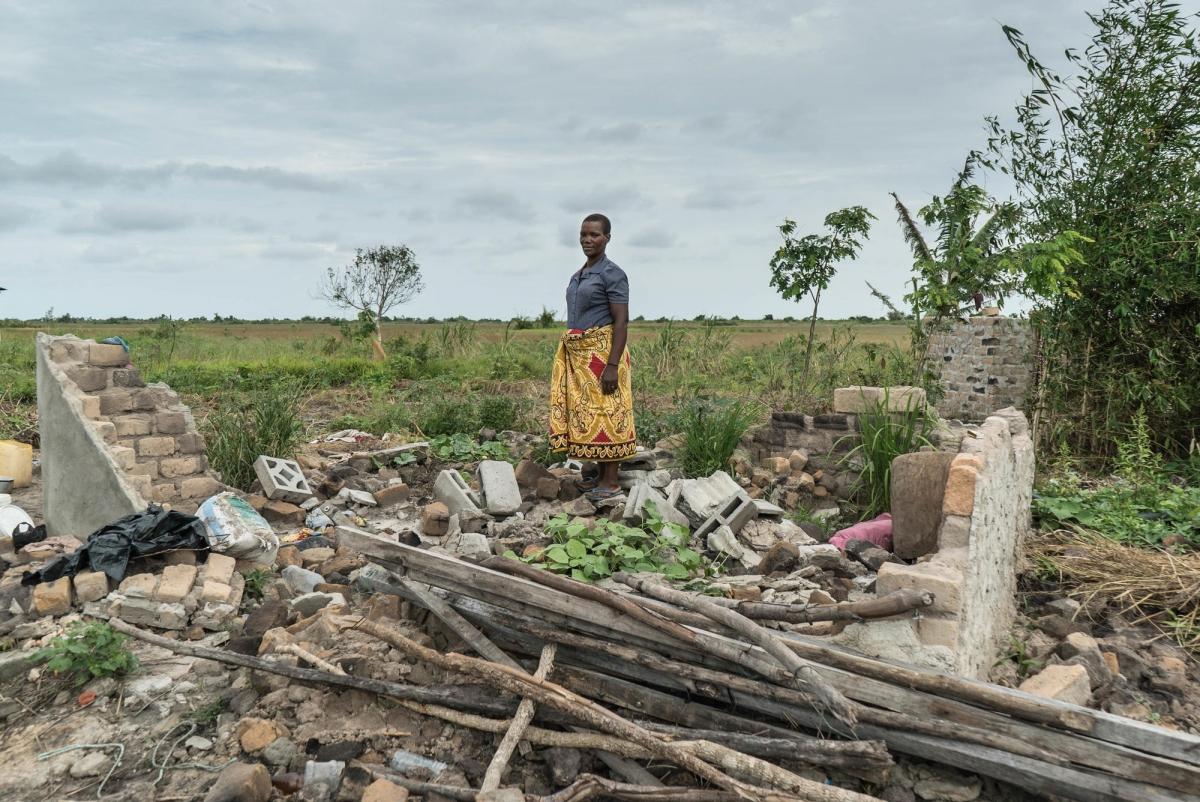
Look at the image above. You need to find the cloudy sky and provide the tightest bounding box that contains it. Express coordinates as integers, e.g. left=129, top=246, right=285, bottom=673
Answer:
left=0, top=1, right=1167, bottom=320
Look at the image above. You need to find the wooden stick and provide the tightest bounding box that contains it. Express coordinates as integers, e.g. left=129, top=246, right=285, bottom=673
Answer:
left=542, top=775, right=744, bottom=802
left=348, top=618, right=753, bottom=797
left=351, top=617, right=870, bottom=802
left=363, top=575, right=662, bottom=787
left=106, top=617, right=513, bottom=716
left=481, top=644, right=558, bottom=792
left=480, top=556, right=698, bottom=643
left=705, top=589, right=934, bottom=624
left=616, top=572, right=856, bottom=728
left=276, top=643, right=346, bottom=675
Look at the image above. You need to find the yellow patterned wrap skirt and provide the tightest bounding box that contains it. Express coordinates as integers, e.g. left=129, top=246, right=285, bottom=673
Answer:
left=548, top=325, right=637, bottom=462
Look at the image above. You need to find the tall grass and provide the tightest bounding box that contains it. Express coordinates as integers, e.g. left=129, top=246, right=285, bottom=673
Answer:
left=205, top=383, right=307, bottom=490
left=676, top=399, right=763, bottom=478
left=840, top=391, right=933, bottom=519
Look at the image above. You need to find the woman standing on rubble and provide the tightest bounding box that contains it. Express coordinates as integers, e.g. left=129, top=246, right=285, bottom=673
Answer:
left=548, top=213, right=636, bottom=501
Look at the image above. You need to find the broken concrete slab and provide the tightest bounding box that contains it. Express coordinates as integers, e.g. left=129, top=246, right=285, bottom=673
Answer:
left=623, top=482, right=690, bottom=529
left=478, top=460, right=521, bottom=516
left=253, top=455, right=314, bottom=503
left=706, top=524, right=761, bottom=570
left=891, top=451, right=955, bottom=559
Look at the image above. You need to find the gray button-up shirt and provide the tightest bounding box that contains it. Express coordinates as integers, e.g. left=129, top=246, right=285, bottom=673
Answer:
left=566, top=255, right=629, bottom=330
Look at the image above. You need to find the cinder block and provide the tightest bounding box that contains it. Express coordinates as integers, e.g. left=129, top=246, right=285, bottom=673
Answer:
left=154, top=411, right=188, bottom=434
left=128, top=460, right=159, bottom=479
left=155, top=563, right=198, bottom=603
left=833, top=385, right=926, bottom=414
left=938, top=514, right=972, bottom=549
left=130, top=389, right=160, bottom=411
left=88, top=342, right=129, bottom=367
left=95, top=421, right=117, bottom=443
left=32, top=577, right=73, bottom=617
left=421, top=502, right=450, bottom=536
left=111, top=596, right=187, bottom=630
left=434, top=469, right=482, bottom=516
left=137, top=436, right=177, bottom=457
left=942, top=455, right=981, bottom=517
left=204, top=553, right=237, bottom=586
left=113, top=414, right=152, bottom=436
left=917, top=615, right=960, bottom=649
left=176, top=432, right=206, bottom=454
left=180, top=476, right=222, bottom=499
left=373, top=483, right=410, bottom=508
left=119, top=572, right=158, bottom=599
left=66, top=366, right=109, bottom=392
left=876, top=561, right=964, bottom=615
left=252, top=455, right=314, bottom=503
left=73, top=571, right=110, bottom=603
left=126, top=474, right=152, bottom=498
left=151, top=483, right=180, bottom=504
left=110, top=368, right=145, bottom=387
left=80, top=395, right=101, bottom=419
left=110, top=446, right=137, bottom=470
left=99, top=390, right=133, bottom=415
left=695, top=492, right=758, bottom=539
left=1019, top=664, right=1091, bottom=706
left=49, top=339, right=89, bottom=364
left=200, top=580, right=233, bottom=605
left=478, top=460, right=521, bottom=516
left=161, top=456, right=205, bottom=478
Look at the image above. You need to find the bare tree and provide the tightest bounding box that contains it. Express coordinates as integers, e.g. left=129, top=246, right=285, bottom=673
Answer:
left=319, top=245, right=424, bottom=358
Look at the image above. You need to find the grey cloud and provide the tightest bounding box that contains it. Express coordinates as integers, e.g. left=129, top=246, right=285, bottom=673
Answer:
left=628, top=228, right=676, bottom=249
left=558, top=185, right=648, bottom=214
left=454, top=190, right=536, bottom=223
left=0, top=203, right=33, bottom=232
left=0, top=151, right=341, bottom=192
left=61, top=203, right=193, bottom=234
left=80, top=242, right=152, bottom=263
left=684, top=184, right=765, bottom=210
left=582, top=123, right=644, bottom=143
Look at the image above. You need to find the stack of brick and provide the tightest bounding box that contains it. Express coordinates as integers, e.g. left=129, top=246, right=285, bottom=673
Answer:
left=927, top=315, right=1033, bottom=422
left=46, top=336, right=226, bottom=514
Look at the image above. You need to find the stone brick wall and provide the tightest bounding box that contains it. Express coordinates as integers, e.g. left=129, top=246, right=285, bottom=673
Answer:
left=928, top=316, right=1033, bottom=422
left=38, top=335, right=225, bottom=522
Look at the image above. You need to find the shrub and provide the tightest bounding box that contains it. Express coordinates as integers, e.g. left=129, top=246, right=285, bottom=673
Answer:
left=477, top=395, right=522, bottom=432
left=36, top=622, right=139, bottom=685
left=841, top=391, right=933, bottom=519
left=417, top=396, right=481, bottom=437
left=206, top=383, right=306, bottom=490
left=676, top=399, right=762, bottom=478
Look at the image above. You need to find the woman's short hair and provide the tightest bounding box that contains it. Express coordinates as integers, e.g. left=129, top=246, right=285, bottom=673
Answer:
left=582, top=213, right=612, bottom=235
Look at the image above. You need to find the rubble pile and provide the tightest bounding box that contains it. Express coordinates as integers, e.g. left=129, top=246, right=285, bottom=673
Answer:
left=2, top=419, right=1199, bottom=802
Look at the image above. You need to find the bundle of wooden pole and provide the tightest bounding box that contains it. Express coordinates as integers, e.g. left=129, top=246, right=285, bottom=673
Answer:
left=335, top=528, right=1200, bottom=802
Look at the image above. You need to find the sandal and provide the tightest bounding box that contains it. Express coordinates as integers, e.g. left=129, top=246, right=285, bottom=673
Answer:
left=585, top=486, right=624, bottom=502
left=576, top=477, right=600, bottom=491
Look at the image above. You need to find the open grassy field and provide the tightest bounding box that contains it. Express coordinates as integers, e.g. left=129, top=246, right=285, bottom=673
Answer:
left=0, top=318, right=913, bottom=446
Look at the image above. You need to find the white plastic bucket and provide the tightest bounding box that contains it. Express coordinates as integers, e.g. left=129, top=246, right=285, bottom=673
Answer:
left=0, top=495, right=34, bottom=538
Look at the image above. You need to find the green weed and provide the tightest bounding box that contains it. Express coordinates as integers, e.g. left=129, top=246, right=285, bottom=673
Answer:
left=35, top=622, right=139, bottom=686
left=510, top=502, right=707, bottom=582
left=206, top=383, right=307, bottom=490
left=840, top=391, right=933, bottom=519
left=429, top=433, right=511, bottom=463
left=675, top=399, right=762, bottom=478
left=242, top=568, right=271, bottom=601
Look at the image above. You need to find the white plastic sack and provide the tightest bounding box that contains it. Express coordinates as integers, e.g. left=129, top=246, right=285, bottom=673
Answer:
left=196, top=492, right=279, bottom=566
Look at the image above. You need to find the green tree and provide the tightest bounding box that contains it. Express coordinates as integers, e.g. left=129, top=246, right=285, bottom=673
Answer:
left=891, top=160, right=1087, bottom=380
left=320, top=245, right=424, bottom=359
left=769, top=206, right=874, bottom=389
left=982, top=0, right=1200, bottom=459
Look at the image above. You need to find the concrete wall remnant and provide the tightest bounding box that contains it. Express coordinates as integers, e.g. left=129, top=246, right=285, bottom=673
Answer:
left=928, top=315, right=1033, bottom=422
left=36, top=334, right=228, bottom=536
left=870, top=407, right=1033, bottom=678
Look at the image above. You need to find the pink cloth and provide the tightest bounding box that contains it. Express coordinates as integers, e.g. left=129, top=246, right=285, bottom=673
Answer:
left=828, top=513, right=893, bottom=551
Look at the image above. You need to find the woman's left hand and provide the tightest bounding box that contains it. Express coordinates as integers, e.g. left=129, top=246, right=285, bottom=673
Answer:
left=601, top=364, right=619, bottom=395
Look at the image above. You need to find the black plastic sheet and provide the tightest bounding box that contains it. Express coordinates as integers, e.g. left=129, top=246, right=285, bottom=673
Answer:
left=22, top=505, right=208, bottom=585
